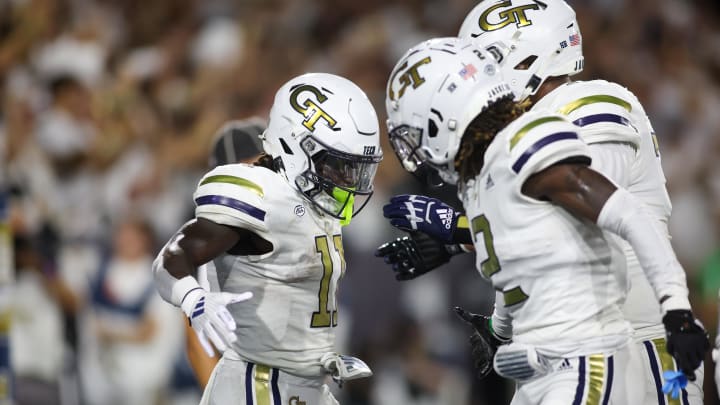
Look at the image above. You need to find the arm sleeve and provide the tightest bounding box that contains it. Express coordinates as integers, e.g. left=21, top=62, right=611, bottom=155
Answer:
left=152, top=251, right=176, bottom=304
left=152, top=233, right=204, bottom=308
left=597, top=187, right=691, bottom=312
left=491, top=290, right=513, bottom=340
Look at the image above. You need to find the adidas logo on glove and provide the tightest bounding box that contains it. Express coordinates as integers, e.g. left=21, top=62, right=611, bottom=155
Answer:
left=436, top=208, right=454, bottom=230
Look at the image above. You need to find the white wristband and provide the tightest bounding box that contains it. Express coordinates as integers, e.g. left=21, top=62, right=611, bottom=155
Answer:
left=170, top=275, right=204, bottom=308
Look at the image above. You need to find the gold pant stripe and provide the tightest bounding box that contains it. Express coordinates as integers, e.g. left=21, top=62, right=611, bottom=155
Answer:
left=652, top=338, right=681, bottom=405
left=254, top=364, right=271, bottom=405
left=585, top=354, right=606, bottom=405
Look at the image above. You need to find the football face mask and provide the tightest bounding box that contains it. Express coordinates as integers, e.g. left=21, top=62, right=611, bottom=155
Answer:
left=298, top=136, right=381, bottom=225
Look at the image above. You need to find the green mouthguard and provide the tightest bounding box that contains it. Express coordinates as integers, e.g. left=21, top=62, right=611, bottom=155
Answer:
left=332, top=187, right=355, bottom=226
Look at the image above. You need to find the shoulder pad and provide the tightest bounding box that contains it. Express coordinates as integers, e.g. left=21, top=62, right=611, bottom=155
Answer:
left=193, top=164, right=270, bottom=232
left=547, top=80, right=640, bottom=147
left=505, top=111, right=590, bottom=181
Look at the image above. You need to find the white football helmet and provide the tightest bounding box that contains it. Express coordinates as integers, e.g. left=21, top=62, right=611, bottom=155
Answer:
left=263, top=73, right=382, bottom=224
left=385, top=37, right=512, bottom=185
left=458, top=0, right=583, bottom=101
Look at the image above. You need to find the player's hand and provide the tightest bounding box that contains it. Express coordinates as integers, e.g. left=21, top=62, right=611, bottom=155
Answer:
left=181, top=289, right=253, bottom=357
left=375, top=232, right=460, bottom=280
left=454, top=307, right=509, bottom=380
left=662, top=310, right=710, bottom=381
left=383, top=195, right=462, bottom=243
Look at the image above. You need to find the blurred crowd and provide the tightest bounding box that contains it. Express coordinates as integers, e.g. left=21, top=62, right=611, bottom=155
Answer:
left=1, top=0, right=719, bottom=404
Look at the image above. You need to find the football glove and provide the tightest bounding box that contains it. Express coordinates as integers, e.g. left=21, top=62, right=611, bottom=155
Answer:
left=454, top=306, right=510, bottom=380
left=181, top=288, right=253, bottom=357
left=662, top=309, right=710, bottom=381
left=375, top=231, right=462, bottom=281
left=321, top=352, right=373, bottom=387
left=383, top=195, right=469, bottom=244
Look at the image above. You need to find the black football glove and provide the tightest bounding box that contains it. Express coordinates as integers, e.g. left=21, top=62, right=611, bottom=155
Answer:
left=454, top=306, right=509, bottom=380
left=662, top=309, right=710, bottom=381
left=375, top=231, right=463, bottom=281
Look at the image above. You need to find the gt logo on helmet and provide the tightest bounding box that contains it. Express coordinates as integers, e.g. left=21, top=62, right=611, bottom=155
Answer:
left=290, top=85, right=338, bottom=132
left=387, top=57, right=432, bottom=101
left=478, top=1, right=540, bottom=32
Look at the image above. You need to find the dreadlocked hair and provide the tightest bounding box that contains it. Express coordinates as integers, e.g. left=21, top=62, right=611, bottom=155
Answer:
left=455, top=96, right=530, bottom=184
left=253, top=153, right=276, bottom=171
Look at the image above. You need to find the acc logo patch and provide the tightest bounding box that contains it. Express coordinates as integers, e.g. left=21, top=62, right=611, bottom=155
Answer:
left=387, top=57, right=432, bottom=101
left=478, top=0, right=540, bottom=32
left=294, top=204, right=306, bottom=217
left=290, top=85, right=338, bottom=132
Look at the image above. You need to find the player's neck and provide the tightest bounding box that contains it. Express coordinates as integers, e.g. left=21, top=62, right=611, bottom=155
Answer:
left=528, top=75, right=571, bottom=106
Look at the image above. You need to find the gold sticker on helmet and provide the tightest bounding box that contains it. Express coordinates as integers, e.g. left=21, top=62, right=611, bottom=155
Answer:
left=388, top=57, right=432, bottom=101
left=290, top=85, right=338, bottom=132
left=478, top=1, right=540, bottom=32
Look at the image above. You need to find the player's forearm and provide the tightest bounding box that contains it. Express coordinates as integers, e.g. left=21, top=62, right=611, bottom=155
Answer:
left=491, top=291, right=513, bottom=340
left=597, top=188, right=690, bottom=312
left=153, top=218, right=242, bottom=306
left=453, top=215, right=474, bottom=245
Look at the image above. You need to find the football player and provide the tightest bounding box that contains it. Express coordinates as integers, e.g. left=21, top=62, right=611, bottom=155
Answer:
left=380, top=1, right=708, bottom=402
left=379, top=37, right=708, bottom=404
left=184, top=118, right=267, bottom=389
left=153, top=73, right=381, bottom=404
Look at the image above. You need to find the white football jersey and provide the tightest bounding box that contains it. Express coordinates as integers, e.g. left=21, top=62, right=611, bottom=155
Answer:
left=193, top=163, right=345, bottom=377
left=532, top=80, right=671, bottom=340
left=460, top=110, right=632, bottom=357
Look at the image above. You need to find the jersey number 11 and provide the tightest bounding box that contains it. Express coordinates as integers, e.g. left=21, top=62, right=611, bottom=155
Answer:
left=311, top=235, right=345, bottom=328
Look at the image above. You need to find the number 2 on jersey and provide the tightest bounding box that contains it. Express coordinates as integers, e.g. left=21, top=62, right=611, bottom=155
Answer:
left=470, top=215, right=501, bottom=278
left=471, top=214, right=529, bottom=307
left=311, top=235, right=345, bottom=328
